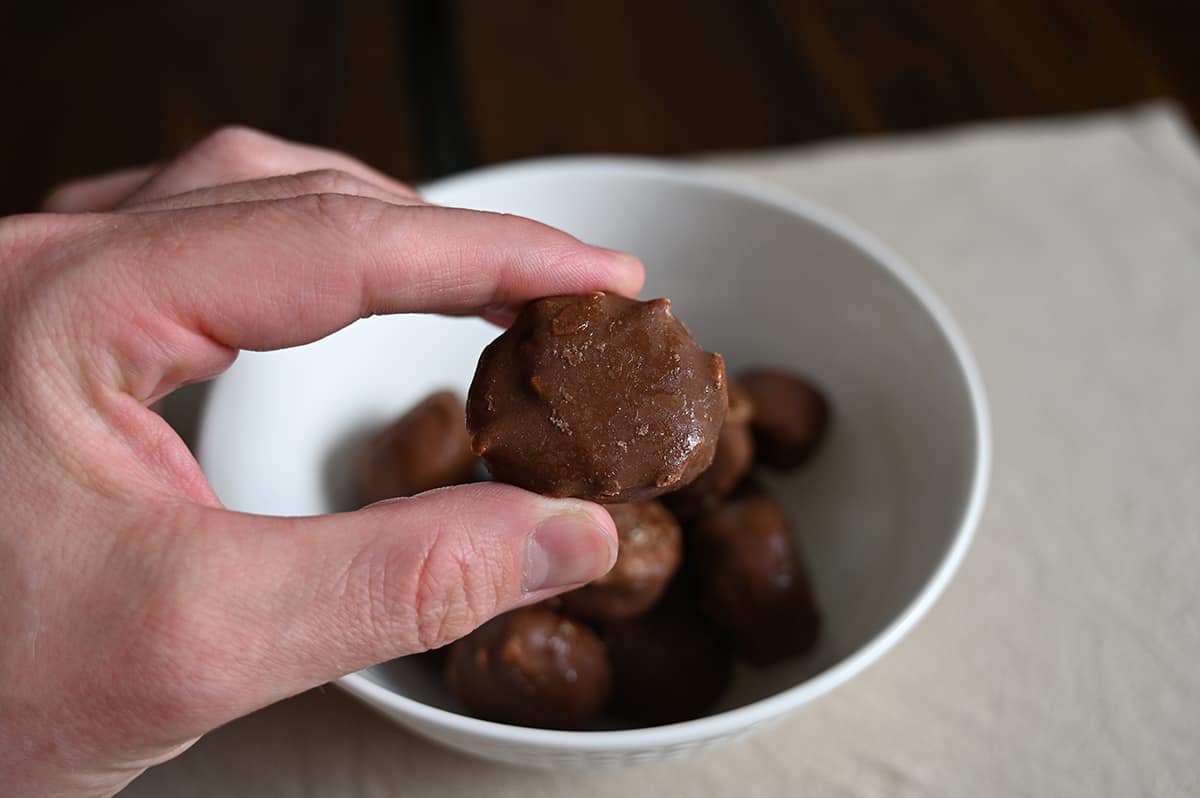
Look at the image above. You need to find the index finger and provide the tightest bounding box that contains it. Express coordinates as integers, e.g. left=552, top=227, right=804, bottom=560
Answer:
left=94, top=194, right=643, bottom=393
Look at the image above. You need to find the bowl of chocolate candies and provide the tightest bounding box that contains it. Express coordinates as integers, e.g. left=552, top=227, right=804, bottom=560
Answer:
left=197, top=157, right=990, bottom=768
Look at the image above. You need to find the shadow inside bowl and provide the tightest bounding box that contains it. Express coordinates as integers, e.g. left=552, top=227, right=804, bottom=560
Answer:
left=322, top=420, right=376, bottom=513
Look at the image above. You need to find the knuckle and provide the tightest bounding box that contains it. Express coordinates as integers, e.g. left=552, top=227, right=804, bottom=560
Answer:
left=190, top=125, right=279, bottom=173
left=305, top=191, right=389, bottom=239
left=291, top=168, right=371, bottom=198
left=373, top=525, right=504, bottom=652
left=411, top=534, right=469, bottom=651
left=493, top=211, right=585, bottom=266
left=536, top=239, right=592, bottom=273
left=338, top=156, right=420, bottom=199
left=120, top=211, right=190, bottom=267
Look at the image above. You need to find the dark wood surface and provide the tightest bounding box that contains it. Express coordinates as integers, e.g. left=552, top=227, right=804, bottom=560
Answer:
left=4, top=1, right=1197, bottom=215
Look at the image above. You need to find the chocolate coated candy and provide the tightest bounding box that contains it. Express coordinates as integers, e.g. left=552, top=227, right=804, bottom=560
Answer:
left=467, top=292, right=728, bottom=503
left=352, top=390, right=478, bottom=505
left=739, top=369, right=829, bottom=469
left=444, top=607, right=612, bottom=729
left=665, top=381, right=755, bottom=517
left=691, top=488, right=821, bottom=666
left=561, top=500, right=682, bottom=621
left=604, top=597, right=732, bottom=725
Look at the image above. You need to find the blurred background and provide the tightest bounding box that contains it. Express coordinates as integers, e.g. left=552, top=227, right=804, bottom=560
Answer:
left=5, top=0, right=1197, bottom=216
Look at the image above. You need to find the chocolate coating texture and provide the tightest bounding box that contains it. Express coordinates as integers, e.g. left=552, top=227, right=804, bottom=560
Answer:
left=352, top=390, right=478, bottom=505
left=739, top=369, right=829, bottom=469
left=604, top=596, right=732, bottom=725
left=467, top=292, right=728, bottom=503
left=691, top=488, right=821, bottom=666
left=445, top=607, right=612, bottom=729
left=665, top=381, right=756, bottom=517
left=561, top=501, right=682, bottom=621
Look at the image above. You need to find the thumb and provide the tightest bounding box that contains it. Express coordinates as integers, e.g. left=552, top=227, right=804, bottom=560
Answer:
left=152, top=483, right=616, bottom=731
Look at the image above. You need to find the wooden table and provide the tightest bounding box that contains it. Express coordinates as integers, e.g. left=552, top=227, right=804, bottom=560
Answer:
left=5, top=0, right=1197, bottom=213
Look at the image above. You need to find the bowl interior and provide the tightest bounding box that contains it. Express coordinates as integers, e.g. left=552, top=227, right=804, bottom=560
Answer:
left=198, top=159, right=981, bottom=727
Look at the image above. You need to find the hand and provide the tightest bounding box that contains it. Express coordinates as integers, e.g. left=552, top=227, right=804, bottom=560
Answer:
left=1, top=127, right=642, bottom=797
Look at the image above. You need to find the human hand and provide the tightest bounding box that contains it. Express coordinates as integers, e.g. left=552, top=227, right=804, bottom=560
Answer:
left=1, top=127, right=642, bottom=797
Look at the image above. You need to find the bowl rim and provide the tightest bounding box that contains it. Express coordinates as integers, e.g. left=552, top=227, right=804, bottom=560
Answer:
left=312, top=154, right=992, bottom=749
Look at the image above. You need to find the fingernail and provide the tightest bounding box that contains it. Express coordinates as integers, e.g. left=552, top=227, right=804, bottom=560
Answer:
left=523, top=511, right=617, bottom=593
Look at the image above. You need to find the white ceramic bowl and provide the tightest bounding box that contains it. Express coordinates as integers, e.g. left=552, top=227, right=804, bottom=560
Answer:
left=197, top=156, right=989, bottom=768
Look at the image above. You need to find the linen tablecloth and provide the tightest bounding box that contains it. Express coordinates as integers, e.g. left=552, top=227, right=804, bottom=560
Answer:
left=132, top=103, right=1200, bottom=797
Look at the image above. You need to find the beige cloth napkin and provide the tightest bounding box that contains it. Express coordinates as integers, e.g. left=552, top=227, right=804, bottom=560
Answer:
left=127, top=103, right=1200, bottom=797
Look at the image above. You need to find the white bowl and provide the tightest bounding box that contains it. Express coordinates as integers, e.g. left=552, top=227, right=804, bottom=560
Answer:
left=197, top=156, right=989, bottom=768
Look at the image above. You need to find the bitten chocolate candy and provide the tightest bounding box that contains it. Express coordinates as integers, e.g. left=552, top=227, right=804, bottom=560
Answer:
left=739, top=369, right=829, bottom=469
left=352, top=390, right=478, bottom=505
left=445, top=607, right=612, bottom=730
left=603, top=596, right=732, bottom=725
left=665, top=381, right=756, bottom=517
left=467, top=292, right=728, bottom=503
left=561, top=500, right=683, bottom=621
left=691, top=488, right=821, bottom=666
